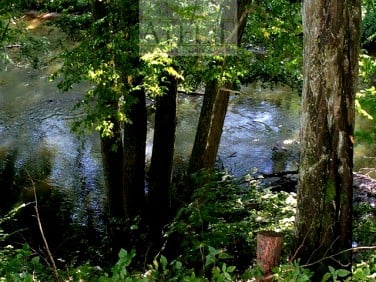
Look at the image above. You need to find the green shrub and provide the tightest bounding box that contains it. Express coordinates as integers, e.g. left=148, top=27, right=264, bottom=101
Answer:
left=163, top=171, right=297, bottom=274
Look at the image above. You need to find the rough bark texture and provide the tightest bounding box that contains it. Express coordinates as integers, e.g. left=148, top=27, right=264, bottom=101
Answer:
left=296, top=0, right=361, bottom=277
left=123, top=90, right=147, bottom=219
left=148, top=75, right=178, bottom=236
left=257, top=231, right=284, bottom=281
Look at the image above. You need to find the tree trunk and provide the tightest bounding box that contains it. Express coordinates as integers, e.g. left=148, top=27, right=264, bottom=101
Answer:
left=123, top=90, right=147, bottom=219
left=148, top=74, right=178, bottom=240
left=296, top=0, right=361, bottom=278
left=100, top=126, right=124, bottom=219
left=119, top=0, right=147, bottom=220
left=187, top=0, right=250, bottom=177
left=92, top=0, right=125, bottom=220
left=188, top=80, right=229, bottom=175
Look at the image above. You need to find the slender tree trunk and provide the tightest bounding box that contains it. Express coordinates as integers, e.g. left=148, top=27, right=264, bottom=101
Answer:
left=296, top=0, right=360, bottom=278
left=92, top=0, right=125, bottom=220
left=119, top=0, right=147, bottom=220
left=123, top=90, right=147, bottom=219
left=148, top=74, right=178, bottom=240
left=188, top=0, right=249, bottom=177
left=100, top=127, right=124, bottom=219
left=188, top=80, right=229, bottom=175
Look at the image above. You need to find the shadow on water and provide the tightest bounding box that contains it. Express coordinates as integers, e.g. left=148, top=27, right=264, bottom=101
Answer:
left=1, top=56, right=375, bottom=266
left=0, top=143, right=108, bottom=265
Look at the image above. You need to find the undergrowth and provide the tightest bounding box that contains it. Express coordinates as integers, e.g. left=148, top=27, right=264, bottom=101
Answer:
left=0, top=171, right=375, bottom=281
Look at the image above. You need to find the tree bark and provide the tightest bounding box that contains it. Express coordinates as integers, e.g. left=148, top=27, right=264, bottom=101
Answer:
left=148, top=74, right=178, bottom=239
left=296, top=0, right=361, bottom=278
left=257, top=231, right=284, bottom=282
left=100, top=126, right=124, bottom=219
left=123, top=90, right=147, bottom=219
left=92, top=0, right=125, bottom=220
left=187, top=0, right=250, bottom=178
left=188, top=80, right=229, bottom=175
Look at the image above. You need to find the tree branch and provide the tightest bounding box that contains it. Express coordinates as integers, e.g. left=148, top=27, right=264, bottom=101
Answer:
left=29, top=175, right=60, bottom=282
left=302, top=246, right=376, bottom=268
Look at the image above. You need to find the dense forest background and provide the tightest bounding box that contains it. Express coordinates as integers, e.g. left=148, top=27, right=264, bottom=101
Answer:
left=1, top=0, right=376, bottom=281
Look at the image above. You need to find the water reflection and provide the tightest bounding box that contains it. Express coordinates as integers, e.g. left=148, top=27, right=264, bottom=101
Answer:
left=0, top=66, right=106, bottom=257
left=1, top=63, right=376, bottom=255
left=218, top=86, right=301, bottom=177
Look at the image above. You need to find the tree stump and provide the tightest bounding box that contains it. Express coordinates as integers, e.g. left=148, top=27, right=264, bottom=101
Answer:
left=257, top=231, right=284, bottom=282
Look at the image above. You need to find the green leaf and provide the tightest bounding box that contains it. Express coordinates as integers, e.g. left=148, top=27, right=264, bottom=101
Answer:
left=222, top=262, right=227, bottom=273
left=208, top=246, right=220, bottom=255
left=175, top=260, right=182, bottom=270
left=336, top=269, right=351, bottom=277
left=226, top=265, right=236, bottom=273
left=218, top=252, right=231, bottom=260
left=321, top=272, right=332, bottom=282
left=160, top=255, right=168, bottom=269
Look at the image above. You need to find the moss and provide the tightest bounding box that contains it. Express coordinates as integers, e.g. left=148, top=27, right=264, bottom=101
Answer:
left=324, top=178, right=336, bottom=204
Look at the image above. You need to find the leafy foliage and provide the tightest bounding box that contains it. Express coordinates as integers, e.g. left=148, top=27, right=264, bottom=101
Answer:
left=272, top=260, right=313, bottom=282
left=164, top=171, right=297, bottom=273
left=362, top=2, right=376, bottom=51
left=240, top=0, right=303, bottom=90
left=355, top=54, right=376, bottom=144
left=357, top=55, right=376, bottom=118
left=1, top=0, right=376, bottom=281
left=0, top=1, right=50, bottom=69
left=1, top=172, right=376, bottom=280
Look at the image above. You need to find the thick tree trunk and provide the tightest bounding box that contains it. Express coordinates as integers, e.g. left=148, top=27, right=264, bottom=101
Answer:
left=120, top=0, right=147, bottom=220
left=296, top=0, right=361, bottom=277
left=123, top=90, right=147, bottom=219
left=148, top=75, right=178, bottom=239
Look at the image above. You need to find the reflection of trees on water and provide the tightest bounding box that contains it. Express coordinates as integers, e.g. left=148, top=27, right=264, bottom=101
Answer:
left=0, top=143, right=108, bottom=264
left=0, top=146, right=55, bottom=210
left=0, top=149, right=19, bottom=214
left=0, top=147, right=71, bottom=259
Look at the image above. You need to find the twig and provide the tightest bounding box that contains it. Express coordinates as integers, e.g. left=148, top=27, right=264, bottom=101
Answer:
left=302, top=246, right=376, bottom=268
left=29, top=175, right=60, bottom=282
left=307, top=223, right=338, bottom=264
left=289, top=221, right=313, bottom=263
left=6, top=44, right=22, bottom=49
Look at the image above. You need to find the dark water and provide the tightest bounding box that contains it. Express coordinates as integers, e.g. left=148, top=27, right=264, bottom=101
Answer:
left=0, top=62, right=375, bottom=260
left=1, top=65, right=375, bottom=203
left=0, top=66, right=104, bottom=224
